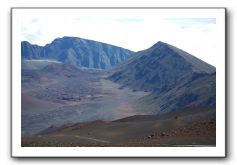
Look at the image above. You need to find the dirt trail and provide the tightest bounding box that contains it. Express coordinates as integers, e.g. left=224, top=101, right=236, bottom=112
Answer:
left=54, top=134, right=111, bottom=143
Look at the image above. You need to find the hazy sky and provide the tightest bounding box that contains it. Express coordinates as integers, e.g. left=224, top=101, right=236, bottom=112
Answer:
left=20, top=9, right=224, bottom=66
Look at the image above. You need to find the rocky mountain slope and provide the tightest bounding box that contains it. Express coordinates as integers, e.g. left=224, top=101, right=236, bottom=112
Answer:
left=109, top=41, right=216, bottom=114
left=21, top=36, right=134, bottom=69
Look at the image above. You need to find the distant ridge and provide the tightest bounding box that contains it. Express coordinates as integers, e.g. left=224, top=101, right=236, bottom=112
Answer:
left=21, top=36, right=134, bottom=69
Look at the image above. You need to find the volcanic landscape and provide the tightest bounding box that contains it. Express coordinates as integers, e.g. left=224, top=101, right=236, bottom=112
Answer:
left=21, top=37, right=216, bottom=147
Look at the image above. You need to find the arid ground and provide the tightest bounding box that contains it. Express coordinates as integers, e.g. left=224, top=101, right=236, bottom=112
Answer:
left=21, top=63, right=216, bottom=147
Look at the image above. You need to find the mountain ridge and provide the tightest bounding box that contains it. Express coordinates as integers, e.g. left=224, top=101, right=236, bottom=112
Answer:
left=21, top=36, right=134, bottom=69
left=108, top=41, right=216, bottom=114
left=21, top=38, right=216, bottom=114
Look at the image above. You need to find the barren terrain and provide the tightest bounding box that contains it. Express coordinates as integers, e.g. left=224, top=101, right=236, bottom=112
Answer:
left=21, top=61, right=216, bottom=147
left=22, top=107, right=215, bottom=147
left=22, top=65, right=149, bottom=135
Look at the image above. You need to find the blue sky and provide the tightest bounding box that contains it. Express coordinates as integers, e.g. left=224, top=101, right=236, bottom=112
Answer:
left=20, top=9, right=223, bottom=66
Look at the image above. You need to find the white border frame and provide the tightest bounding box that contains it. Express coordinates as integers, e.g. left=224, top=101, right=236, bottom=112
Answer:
left=11, top=7, right=226, bottom=157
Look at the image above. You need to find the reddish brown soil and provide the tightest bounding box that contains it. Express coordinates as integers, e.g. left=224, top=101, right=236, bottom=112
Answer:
left=22, top=112, right=216, bottom=147
left=122, top=120, right=215, bottom=147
